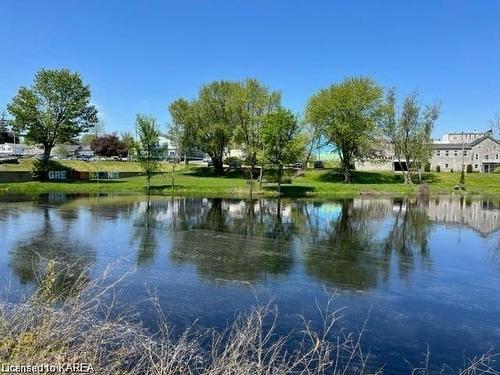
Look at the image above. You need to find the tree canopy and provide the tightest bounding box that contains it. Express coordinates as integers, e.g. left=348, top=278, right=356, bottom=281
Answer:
left=136, top=114, right=161, bottom=190
left=380, top=89, right=440, bottom=183
left=306, top=77, right=384, bottom=182
left=7, top=69, right=97, bottom=178
left=260, top=107, right=304, bottom=195
left=169, top=81, right=239, bottom=176
left=90, top=133, right=128, bottom=157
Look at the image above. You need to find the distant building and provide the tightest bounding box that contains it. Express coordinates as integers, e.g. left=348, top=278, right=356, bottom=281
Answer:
left=158, top=134, right=178, bottom=157
left=78, top=145, right=94, bottom=158
left=0, top=143, right=25, bottom=157
left=431, top=131, right=500, bottom=172
left=355, top=130, right=500, bottom=173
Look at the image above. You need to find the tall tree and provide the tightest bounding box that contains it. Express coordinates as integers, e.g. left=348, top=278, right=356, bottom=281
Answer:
left=166, top=122, right=184, bottom=189
left=136, top=114, right=161, bottom=190
left=7, top=69, right=98, bottom=179
left=80, top=133, right=96, bottom=146
left=305, top=77, right=383, bottom=183
left=259, top=108, right=303, bottom=196
left=381, top=90, right=440, bottom=184
left=169, top=81, right=239, bottom=176
left=233, top=79, right=281, bottom=197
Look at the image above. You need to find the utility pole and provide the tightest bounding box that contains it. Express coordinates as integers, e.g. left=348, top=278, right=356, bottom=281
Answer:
left=459, top=131, right=466, bottom=186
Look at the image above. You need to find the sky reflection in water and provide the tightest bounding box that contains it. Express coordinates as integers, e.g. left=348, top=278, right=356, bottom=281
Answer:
left=0, top=194, right=499, bottom=373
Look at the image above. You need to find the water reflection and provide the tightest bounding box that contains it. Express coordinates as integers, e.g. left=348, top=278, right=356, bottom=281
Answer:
left=1, top=194, right=499, bottom=373
left=2, top=195, right=498, bottom=290
left=8, top=205, right=95, bottom=299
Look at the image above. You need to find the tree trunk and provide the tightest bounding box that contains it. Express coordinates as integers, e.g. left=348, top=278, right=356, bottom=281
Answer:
left=259, top=165, right=264, bottom=187
left=249, top=162, right=254, bottom=199
left=277, top=165, right=282, bottom=196
left=343, top=159, right=351, bottom=183
left=147, top=174, right=151, bottom=191
left=404, top=157, right=413, bottom=184
left=340, top=149, right=351, bottom=183
left=39, top=144, right=53, bottom=181
left=171, top=161, right=176, bottom=189
left=213, top=157, right=224, bottom=176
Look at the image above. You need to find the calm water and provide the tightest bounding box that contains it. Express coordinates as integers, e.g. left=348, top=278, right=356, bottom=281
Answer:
left=1, top=194, right=500, bottom=373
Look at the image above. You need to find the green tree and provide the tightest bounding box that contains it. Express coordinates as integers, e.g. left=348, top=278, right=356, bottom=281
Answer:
left=121, top=132, right=136, bottom=158
left=381, top=90, right=440, bottom=184
left=135, top=114, right=161, bottom=190
left=53, top=144, right=70, bottom=159
left=166, top=121, right=185, bottom=189
left=233, top=79, right=281, bottom=197
left=169, top=81, right=239, bottom=176
left=305, top=77, right=383, bottom=183
left=7, top=69, right=98, bottom=179
left=260, top=108, right=303, bottom=196
left=80, top=133, right=96, bottom=146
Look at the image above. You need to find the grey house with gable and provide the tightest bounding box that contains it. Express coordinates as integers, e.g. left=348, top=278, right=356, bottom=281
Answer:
left=431, top=131, right=500, bottom=172
left=355, top=130, right=500, bottom=173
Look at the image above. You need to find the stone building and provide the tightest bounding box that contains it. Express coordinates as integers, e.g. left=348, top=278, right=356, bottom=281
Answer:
left=430, top=131, right=500, bottom=172
left=355, top=130, right=500, bottom=173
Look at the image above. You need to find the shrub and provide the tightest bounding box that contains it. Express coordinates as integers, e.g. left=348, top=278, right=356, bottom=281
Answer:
left=435, top=165, right=441, bottom=173
left=424, top=163, right=431, bottom=173
left=466, top=164, right=473, bottom=173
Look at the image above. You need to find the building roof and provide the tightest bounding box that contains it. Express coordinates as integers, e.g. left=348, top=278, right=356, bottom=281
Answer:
left=432, top=135, right=500, bottom=150
left=469, top=135, right=500, bottom=147
left=432, top=143, right=472, bottom=150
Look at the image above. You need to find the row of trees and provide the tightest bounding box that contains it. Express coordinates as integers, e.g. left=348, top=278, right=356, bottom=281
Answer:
left=169, top=79, right=304, bottom=196
left=6, top=68, right=441, bottom=186
left=170, top=77, right=441, bottom=186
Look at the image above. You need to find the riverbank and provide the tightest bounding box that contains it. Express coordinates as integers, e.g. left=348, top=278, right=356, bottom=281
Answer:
left=1, top=164, right=499, bottom=198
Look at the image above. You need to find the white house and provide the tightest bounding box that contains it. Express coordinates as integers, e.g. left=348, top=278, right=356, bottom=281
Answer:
left=0, top=143, right=25, bottom=157
left=158, top=134, right=178, bottom=157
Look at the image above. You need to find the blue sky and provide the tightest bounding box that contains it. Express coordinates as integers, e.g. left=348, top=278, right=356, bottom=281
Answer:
left=1, top=1, right=499, bottom=138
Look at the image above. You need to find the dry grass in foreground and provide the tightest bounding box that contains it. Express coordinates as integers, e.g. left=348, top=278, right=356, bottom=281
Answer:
left=0, top=259, right=498, bottom=374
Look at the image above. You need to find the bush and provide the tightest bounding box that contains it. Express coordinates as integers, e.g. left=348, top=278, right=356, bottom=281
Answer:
left=435, top=165, right=441, bottom=173
left=264, top=168, right=292, bottom=184
left=424, top=163, right=431, bottom=173
left=466, top=164, right=473, bottom=173
left=91, top=134, right=127, bottom=157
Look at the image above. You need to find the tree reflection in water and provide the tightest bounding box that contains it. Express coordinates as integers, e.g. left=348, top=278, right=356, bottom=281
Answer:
left=9, top=205, right=95, bottom=300
left=169, top=198, right=295, bottom=283
left=6, top=195, right=497, bottom=293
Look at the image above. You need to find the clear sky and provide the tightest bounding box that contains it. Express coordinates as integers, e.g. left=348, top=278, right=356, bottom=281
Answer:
left=1, top=1, right=499, bottom=138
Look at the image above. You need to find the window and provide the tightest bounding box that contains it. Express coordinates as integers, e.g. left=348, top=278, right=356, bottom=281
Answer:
left=436, top=150, right=440, bottom=156
left=475, top=154, right=478, bottom=160
left=496, top=154, right=499, bottom=160
left=445, top=150, right=449, bottom=156
left=454, top=150, right=458, bottom=156
left=474, top=164, right=478, bottom=169
left=445, top=163, right=449, bottom=168
left=485, top=155, right=489, bottom=160
left=463, top=150, right=467, bottom=156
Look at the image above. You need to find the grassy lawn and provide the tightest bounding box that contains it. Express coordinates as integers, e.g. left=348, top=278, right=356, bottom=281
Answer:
left=1, top=162, right=499, bottom=198
left=0, top=159, right=175, bottom=172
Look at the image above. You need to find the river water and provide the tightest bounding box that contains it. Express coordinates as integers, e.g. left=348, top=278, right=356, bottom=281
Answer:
left=0, top=194, right=499, bottom=373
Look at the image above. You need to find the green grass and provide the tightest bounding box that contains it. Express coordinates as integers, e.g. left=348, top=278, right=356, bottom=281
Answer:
left=1, top=163, right=499, bottom=198
left=0, top=159, right=176, bottom=172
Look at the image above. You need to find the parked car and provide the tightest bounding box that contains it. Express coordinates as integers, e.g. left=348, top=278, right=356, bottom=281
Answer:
left=314, top=160, right=324, bottom=169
